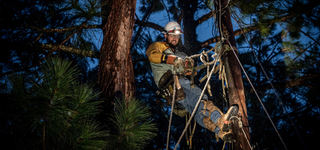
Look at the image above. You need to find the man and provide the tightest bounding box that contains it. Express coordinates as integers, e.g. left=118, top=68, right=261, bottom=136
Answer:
left=146, top=21, right=238, bottom=142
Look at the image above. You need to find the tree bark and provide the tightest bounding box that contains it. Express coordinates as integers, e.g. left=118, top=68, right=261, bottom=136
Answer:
left=99, top=0, right=136, bottom=103
left=218, top=0, right=250, bottom=149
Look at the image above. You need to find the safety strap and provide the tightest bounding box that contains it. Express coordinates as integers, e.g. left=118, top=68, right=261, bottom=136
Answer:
left=185, top=113, right=197, bottom=149
left=189, top=43, right=238, bottom=99
left=190, top=64, right=207, bottom=88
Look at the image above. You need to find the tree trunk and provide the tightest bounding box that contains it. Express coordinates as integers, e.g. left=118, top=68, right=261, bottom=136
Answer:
left=218, top=0, right=250, bottom=149
left=180, top=0, right=201, bottom=55
left=99, top=0, right=136, bottom=103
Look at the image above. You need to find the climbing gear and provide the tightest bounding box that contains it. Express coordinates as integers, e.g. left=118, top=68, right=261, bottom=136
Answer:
left=173, top=73, right=185, bottom=101
left=186, top=114, right=197, bottom=149
left=172, top=105, right=189, bottom=117
left=203, top=116, right=233, bottom=142
left=162, top=21, right=183, bottom=35
left=173, top=57, right=184, bottom=68
left=201, top=100, right=238, bottom=132
left=164, top=21, right=241, bottom=148
left=171, top=44, right=223, bottom=150
left=201, top=100, right=238, bottom=142
left=157, top=70, right=185, bottom=105
left=184, top=57, right=195, bottom=76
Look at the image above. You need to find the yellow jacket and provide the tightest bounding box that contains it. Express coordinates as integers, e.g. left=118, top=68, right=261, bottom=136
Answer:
left=146, top=42, right=177, bottom=64
left=146, top=42, right=185, bottom=87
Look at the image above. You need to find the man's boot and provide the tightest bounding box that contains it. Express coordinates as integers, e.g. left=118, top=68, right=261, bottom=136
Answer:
left=201, top=100, right=238, bottom=142
left=203, top=117, right=233, bottom=142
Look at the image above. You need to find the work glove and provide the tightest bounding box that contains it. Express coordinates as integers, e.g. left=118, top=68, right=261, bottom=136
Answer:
left=156, top=85, right=185, bottom=106
left=184, top=57, right=197, bottom=76
left=173, top=57, right=184, bottom=68
left=184, top=57, right=194, bottom=70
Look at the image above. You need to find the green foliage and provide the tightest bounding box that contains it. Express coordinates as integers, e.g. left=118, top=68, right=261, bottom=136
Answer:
left=133, top=0, right=320, bottom=149
left=258, top=22, right=271, bottom=37
left=108, top=98, right=157, bottom=150
left=71, top=0, right=102, bottom=21
left=1, top=56, right=159, bottom=149
left=0, top=0, right=102, bottom=80
left=1, top=57, right=107, bottom=149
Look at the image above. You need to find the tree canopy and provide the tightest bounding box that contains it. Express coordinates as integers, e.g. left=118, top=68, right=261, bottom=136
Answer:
left=1, top=0, right=319, bottom=149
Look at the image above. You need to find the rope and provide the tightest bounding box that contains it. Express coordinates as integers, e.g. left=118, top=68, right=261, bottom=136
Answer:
left=203, top=51, right=213, bottom=97
left=190, top=117, right=196, bottom=149
left=221, top=65, right=228, bottom=104
left=166, top=67, right=178, bottom=150
left=225, top=39, right=288, bottom=150
left=222, top=141, right=226, bottom=150
left=241, top=128, right=251, bottom=150
left=229, top=116, right=252, bottom=150
left=166, top=30, right=227, bottom=150
left=231, top=12, right=308, bottom=150
left=186, top=113, right=197, bottom=149
left=216, top=2, right=287, bottom=148
left=173, top=52, right=221, bottom=150
left=188, top=48, right=214, bottom=59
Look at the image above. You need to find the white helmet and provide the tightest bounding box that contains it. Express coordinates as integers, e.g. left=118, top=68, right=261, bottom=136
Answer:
left=162, top=21, right=183, bottom=35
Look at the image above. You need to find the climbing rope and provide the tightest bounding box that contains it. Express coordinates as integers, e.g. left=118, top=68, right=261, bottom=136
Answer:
left=186, top=113, right=196, bottom=149
left=165, top=38, right=234, bottom=150
left=166, top=67, right=178, bottom=150
left=165, top=47, right=217, bottom=149
left=225, top=39, right=288, bottom=150
left=172, top=46, right=223, bottom=150
left=206, top=1, right=286, bottom=149
left=231, top=11, right=308, bottom=150
left=229, top=116, right=253, bottom=150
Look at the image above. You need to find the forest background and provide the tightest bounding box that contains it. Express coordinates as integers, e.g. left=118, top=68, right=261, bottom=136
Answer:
left=0, top=0, right=319, bottom=150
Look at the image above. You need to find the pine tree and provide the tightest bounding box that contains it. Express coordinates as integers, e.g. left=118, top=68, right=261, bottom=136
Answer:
left=1, top=56, right=158, bottom=149
left=132, top=0, right=319, bottom=149
left=0, top=0, right=101, bottom=79
left=1, top=57, right=107, bottom=149
left=107, top=97, right=157, bottom=150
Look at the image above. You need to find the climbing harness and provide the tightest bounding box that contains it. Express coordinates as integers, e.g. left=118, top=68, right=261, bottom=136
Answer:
left=185, top=113, right=197, bottom=149
left=166, top=67, right=178, bottom=150
left=165, top=1, right=255, bottom=149
left=164, top=0, right=297, bottom=149
left=168, top=39, right=236, bottom=150
left=229, top=116, right=253, bottom=150
left=163, top=35, right=240, bottom=150
left=157, top=70, right=185, bottom=105
left=159, top=32, right=239, bottom=149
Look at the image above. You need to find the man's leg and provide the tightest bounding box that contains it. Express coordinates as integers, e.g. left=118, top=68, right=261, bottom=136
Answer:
left=177, top=77, right=238, bottom=142
left=201, top=100, right=239, bottom=141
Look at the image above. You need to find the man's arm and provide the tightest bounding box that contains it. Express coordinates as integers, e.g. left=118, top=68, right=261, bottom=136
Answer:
left=146, top=42, right=177, bottom=64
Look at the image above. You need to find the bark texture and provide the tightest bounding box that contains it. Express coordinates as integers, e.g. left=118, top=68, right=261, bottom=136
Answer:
left=219, top=0, right=250, bottom=149
left=99, top=0, right=136, bottom=102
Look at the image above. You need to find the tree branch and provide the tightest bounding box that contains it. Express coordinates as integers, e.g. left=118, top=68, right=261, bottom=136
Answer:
left=298, top=29, right=320, bottom=46
left=26, top=24, right=100, bottom=33
left=195, top=11, right=216, bottom=25
left=33, top=44, right=99, bottom=58
left=132, top=0, right=159, bottom=48
left=200, top=27, right=252, bottom=47
left=134, top=20, right=164, bottom=32
left=246, top=74, right=320, bottom=93
left=1, top=43, right=99, bottom=77
left=201, top=13, right=296, bottom=47
left=177, top=10, right=183, bottom=24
